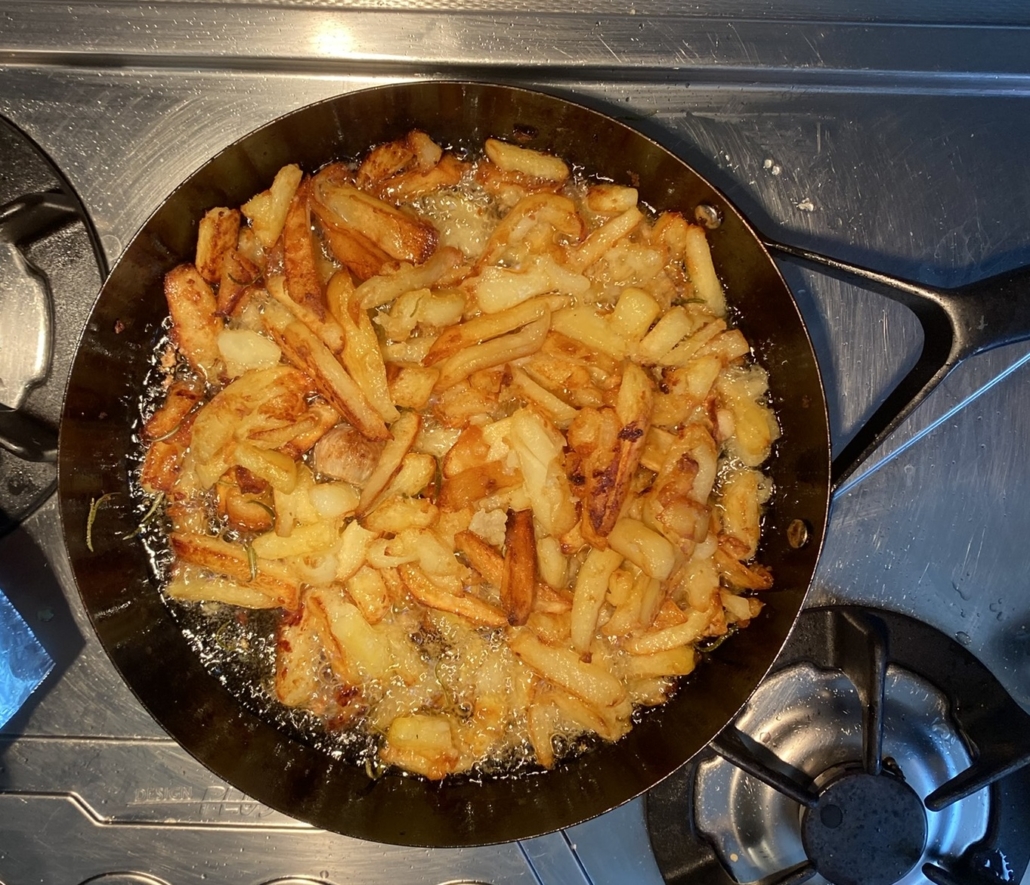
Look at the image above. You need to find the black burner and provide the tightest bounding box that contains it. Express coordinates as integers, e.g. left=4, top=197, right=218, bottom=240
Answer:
left=801, top=767, right=927, bottom=885
left=0, top=115, right=105, bottom=534
left=646, top=606, right=1030, bottom=885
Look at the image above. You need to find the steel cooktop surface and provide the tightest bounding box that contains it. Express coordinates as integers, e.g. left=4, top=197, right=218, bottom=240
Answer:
left=2, top=3, right=1030, bottom=883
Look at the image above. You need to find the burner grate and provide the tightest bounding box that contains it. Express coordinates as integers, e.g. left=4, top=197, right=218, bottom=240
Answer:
left=645, top=606, right=1030, bottom=885
left=0, top=116, right=104, bottom=534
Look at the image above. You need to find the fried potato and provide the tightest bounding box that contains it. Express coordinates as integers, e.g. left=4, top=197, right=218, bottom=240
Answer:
left=567, top=206, right=643, bottom=273
left=282, top=180, right=327, bottom=319
left=195, top=207, right=241, bottom=284
left=169, top=532, right=300, bottom=609
left=381, top=714, right=460, bottom=781
left=267, top=317, right=389, bottom=442
left=146, top=131, right=779, bottom=783
left=326, top=271, right=399, bottom=424
left=143, top=378, right=204, bottom=442
left=570, top=547, right=623, bottom=654
left=623, top=606, right=713, bottom=655
left=275, top=600, right=328, bottom=707
left=510, top=630, right=627, bottom=711
left=607, top=517, right=678, bottom=581
left=355, top=245, right=466, bottom=310
left=550, top=306, right=628, bottom=361
left=683, top=222, right=727, bottom=317
left=500, top=509, right=536, bottom=626
left=166, top=563, right=281, bottom=609
left=484, top=138, right=570, bottom=183
left=434, top=314, right=550, bottom=391
left=165, top=264, right=222, bottom=377
left=251, top=519, right=339, bottom=559
left=357, top=410, right=420, bottom=515
left=242, top=163, right=303, bottom=250
left=347, top=564, right=390, bottom=625
left=313, top=164, right=437, bottom=264
left=264, top=277, right=346, bottom=355
left=400, top=563, right=508, bottom=628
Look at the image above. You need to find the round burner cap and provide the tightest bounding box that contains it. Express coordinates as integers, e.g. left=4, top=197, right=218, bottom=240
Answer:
left=801, top=770, right=927, bottom=885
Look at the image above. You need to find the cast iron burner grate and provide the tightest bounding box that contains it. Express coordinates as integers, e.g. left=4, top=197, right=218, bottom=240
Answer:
left=0, top=115, right=105, bottom=534
left=646, top=606, right=1030, bottom=885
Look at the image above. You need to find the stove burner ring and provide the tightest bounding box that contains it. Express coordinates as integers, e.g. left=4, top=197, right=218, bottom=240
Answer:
left=800, top=766, right=927, bottom=885
left=645, top=605, right=1030, bottom=885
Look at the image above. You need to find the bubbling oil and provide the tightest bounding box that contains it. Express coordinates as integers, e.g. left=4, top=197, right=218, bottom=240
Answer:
left=130, top=137, right=775, bottom=784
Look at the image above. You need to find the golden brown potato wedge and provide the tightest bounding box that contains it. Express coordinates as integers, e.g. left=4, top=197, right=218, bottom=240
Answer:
left=165, top=263, right=223, bottom=377
left=313, top=165, right=438, bottom=264
left=399, top=563, right=508, bottom=628
left=195, top=207, right=241, bottom=284
left=499, top=509, right=536, bottom=626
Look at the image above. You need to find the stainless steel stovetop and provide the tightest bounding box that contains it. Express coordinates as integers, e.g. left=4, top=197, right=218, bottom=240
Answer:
left=2, top=4, right=1030, bottom=883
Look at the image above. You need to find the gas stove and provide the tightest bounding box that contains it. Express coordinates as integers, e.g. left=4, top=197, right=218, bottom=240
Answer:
left=3, top=4, right=1030, bottom=884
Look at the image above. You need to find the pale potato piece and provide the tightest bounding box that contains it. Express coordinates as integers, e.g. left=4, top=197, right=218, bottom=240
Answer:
left=387, top=364, right=440, bottom=410
left=623, top=607, right=713, bottom=655
left=166, top=564, right=283, bottom=609
left=466, top=256, right=588, bottom=314
left=381, top=714, right=460, bottom=780
left=567, top=206, right=643, bottom=273
left=355, top=245, right=466, bottom=310
left=509, top=407, right=577, bottom=539
left=357, top=411, right=420, bottom=515
left=217, top=329, right=282, bottom=378
left=484, top=138, right=570, bottom=182
left=234, top=442, right=297, bottom=494
left=362, top=496, right=438, bottom=534
left=570, top=547, right=624, bottom=654
left=607, top=517, right=678, bottom=581
left=347, top=564, right=390, bottom=624
left=251, top=519, right=340, bottom=559
left=242, top=163, right=304, bottom=250
left=636, top=306, right=697, bottom=364
left=683, top=222, right=727, bottom=317
left=335, top=519, right=379, bottom=583
left=550, top=306, right=628, bottom=360
left=610, top=286, right=661, bottom=342
left=623, top=646, right=697, bottom=679
left=509, top=630, right=627, bottom=711
left=309, top=589, right=392, bottom=681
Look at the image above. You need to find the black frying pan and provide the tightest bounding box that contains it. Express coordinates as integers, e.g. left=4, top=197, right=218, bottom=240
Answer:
left=56, top=81, right=1030, bottom=847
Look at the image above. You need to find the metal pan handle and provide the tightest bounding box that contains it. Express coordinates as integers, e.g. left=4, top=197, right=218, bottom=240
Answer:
left=762, top=238, right=1030, bottom=491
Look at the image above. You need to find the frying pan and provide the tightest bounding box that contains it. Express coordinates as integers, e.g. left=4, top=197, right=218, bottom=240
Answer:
left=56, top=81, right=1030, bottom=846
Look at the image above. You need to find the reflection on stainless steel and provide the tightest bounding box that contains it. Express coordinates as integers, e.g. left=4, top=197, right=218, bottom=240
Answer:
left=1, top=2, right=1030, bottom=883
left=0, top=585, right=53, bottom=727
left=695, top=663, right=989, bottom=885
